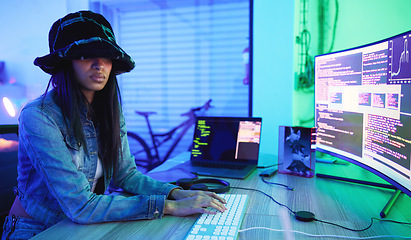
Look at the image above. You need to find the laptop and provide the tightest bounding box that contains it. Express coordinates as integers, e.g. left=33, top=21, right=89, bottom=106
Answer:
left=187, top=116, right=262, bottom=179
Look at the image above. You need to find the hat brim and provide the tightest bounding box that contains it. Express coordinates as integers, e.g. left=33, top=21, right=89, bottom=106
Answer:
left=34, top=38, right=135, bottom=75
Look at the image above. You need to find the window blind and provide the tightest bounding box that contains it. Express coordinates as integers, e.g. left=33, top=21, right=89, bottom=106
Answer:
left=112, top=0, right=250, bottom=160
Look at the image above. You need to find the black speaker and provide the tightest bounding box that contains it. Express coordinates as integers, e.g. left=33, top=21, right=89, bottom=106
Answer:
left=176, top=177, right=230, bottom=193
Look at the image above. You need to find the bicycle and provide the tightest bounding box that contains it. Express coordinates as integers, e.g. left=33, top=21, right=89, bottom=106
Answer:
left=127, top=99, right=212, bottom=173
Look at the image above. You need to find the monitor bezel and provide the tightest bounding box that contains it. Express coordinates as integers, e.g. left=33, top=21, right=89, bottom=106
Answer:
left=190, top=116, right=262, bottom=165
left=314, top=30, right=411, bottom=198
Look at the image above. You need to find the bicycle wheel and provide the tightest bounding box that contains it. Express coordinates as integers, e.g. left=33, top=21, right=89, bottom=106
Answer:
left=127, top=132, right=153, bottom=173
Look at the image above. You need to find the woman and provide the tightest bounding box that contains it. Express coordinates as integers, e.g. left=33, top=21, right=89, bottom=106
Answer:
left=2, top=10, right=226, bottom=240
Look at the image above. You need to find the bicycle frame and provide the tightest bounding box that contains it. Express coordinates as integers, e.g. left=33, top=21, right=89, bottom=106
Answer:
left=127, top=100, right=212, bottom=172
left=149, top=116, right=195, bottom=164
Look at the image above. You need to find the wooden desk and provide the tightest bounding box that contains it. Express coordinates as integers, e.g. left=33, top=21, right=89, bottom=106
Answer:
left=32, top=158, right=411, bottom=239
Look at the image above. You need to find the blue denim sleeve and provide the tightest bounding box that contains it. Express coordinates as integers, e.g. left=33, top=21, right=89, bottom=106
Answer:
left=111, top=112, right=180, bottom=196
left=18, top=104, right=177, bottom=225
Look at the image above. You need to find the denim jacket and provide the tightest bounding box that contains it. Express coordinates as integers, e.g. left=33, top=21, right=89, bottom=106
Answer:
left=16, top=89, right=177, bottom=228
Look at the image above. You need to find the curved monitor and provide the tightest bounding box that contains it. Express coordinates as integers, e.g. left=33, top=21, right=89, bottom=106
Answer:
left=315, top=30, right=411, bottom=198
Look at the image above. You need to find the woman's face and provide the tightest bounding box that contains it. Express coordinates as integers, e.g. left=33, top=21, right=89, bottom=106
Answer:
left=72, top=58, right=112, bottom=103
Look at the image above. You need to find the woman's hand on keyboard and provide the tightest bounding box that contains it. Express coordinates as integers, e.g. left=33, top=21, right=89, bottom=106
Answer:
left=164, top=190, right=227, bottom=216
left=168, top=189, right=227, bottom=202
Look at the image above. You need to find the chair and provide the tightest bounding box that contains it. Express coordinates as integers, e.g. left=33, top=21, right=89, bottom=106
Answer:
left=0, top=125, right=19, bottom=235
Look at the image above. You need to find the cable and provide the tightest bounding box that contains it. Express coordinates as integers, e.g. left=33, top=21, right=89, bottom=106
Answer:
left=238, top=227, right=411, bottom=239
left=315, top=217, right=373, bottom=232
left=256, top=163, right=280, bottom=169
left=327, top=0, right=339, bottom=53
left=374, top=217, right=411, bottom=225
left=315, top=216, right=411, bottom=232
left=231, top=187, right=295, bottom=214
left=260, top=176, right=294, bottom=191
left=232, top=187, right=411, bottom=233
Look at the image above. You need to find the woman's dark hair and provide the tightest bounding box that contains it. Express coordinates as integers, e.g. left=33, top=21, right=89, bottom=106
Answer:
left=43, top=61, right=121, bottom=171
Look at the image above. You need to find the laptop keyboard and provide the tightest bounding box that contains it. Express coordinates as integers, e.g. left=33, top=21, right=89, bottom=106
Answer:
left=185, top=194, right=248, bottom=240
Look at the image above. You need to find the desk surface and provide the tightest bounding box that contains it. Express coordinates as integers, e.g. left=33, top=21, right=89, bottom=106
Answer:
left=33, top=155, right=411, bottom=239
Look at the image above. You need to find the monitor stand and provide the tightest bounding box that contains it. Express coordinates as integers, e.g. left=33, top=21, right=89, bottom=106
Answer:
left=380, top=189, right=402, bottom=218
left=316, top=173, right=402, bottom=218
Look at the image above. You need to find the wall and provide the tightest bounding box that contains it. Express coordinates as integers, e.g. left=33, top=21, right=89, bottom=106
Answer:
left=0, top=0, right=88, bottom=124
left=331, top=0, right=411, bottom=52
left=0, top=0, right=297, bottom=166
left=253, top=0, right=295, bottom=166
left=292, top=0, right=411, bottom=128
left=0, top=1, right=65, bottom=95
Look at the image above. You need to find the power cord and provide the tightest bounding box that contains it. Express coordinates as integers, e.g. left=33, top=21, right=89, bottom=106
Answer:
left=231, top=187, right=295, bottom=215
left=258, top=167, right=294, bottom=191
left=260, top=176, right=294, bottom=191
left=315, top=217, right=373, bottom=232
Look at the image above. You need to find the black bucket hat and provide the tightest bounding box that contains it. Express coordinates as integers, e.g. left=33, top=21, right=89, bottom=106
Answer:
left=34, top=10, right=135, bottom=75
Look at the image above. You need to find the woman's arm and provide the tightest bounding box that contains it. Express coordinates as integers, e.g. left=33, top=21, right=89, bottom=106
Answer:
left=19, top=105, right=170, bottom=224
left=110, top=110, right=179, bottom=196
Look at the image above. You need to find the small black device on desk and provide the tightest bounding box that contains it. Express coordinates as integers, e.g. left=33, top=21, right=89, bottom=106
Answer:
left=259, top=167, right=278, bottom=177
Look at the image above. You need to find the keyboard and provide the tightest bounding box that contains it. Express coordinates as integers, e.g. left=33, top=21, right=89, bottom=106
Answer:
left=185, top=194, right=248, bottom=240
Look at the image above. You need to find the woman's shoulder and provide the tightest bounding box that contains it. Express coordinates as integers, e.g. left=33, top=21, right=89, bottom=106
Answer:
left=22, top=90, right=57, bottom=110
left=20, top=90, right=62, bottom=120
